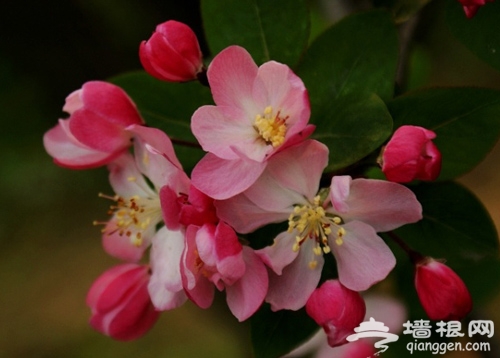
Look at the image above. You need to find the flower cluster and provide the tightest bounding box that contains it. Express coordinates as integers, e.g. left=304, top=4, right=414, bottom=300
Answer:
left=43, top=19, right=471, bottom=350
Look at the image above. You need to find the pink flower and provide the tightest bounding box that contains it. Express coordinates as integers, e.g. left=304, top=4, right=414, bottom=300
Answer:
left=181, top=222, right=268, bottom=321
left=86, top=264, right=160, bottom=341
left=457, top=0, right=494, bottom=18
left=140, top=20, right=203, bottom=82
left=415, top=258, right=472, bottom=321
left=380, top=125, right=441, bottom=183
left=43, top=81, right=144, bottom=169
left=216, top=140, right=422, bottom=310
left=306, top=280, right=366, bottom=347
left=96, top=125, right=189, bottom=311
left=99, top=125, right=189, bottom=262
left=191, top=45, right=314, bottom=199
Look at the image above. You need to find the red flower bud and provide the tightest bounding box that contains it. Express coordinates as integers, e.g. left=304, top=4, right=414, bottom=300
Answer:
left=86, top=264, right=160, bottom=341
left=139, top=20, right=203, bottom=82
left=415, top=259, right=472, bottom=321
left=457, top=0, right=494, bottom=18
left=306, top=280, right=366, bottom=347
left=381, top=125, right=441, bottom=183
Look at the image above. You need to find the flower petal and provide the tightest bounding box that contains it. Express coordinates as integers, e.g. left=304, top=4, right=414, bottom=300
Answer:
left=330, top=221, right=396, bottom=291
left=148, top=227, right=187, bottom=310
left=207, top=45, right=258, bottom=112
left=43, top=120, right=119, bottom=169
left=191, top=153, right=266, bottom=200
left=333, top=177, right=422, bottom=232
left=215, top=192, right=290, bottom=234
left=225, top=247, right=268, bottom=321
left=265, top=239, right=323, bottom=311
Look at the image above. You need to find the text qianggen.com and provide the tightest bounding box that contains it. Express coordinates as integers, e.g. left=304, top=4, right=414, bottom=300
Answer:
left=407, top=341, right=490, bottom=355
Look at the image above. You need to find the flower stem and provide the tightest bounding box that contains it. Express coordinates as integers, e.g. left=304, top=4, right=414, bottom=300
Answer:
left=386, top=231, right=424, bottom=265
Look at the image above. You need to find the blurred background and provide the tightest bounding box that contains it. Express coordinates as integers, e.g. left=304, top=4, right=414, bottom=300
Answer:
left=1, top=0, right=499, bottom=357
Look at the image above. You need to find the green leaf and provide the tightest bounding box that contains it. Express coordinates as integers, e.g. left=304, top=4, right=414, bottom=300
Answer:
left=387, top=87, right=500, bottom=180
left=110, top=71, right=212, bottom=171
left=446, top=0, right=500, bottom=73
left=251, top=303, right=319, bottom=358
left=312, top=93, right=393, bottom=171
left=297, top=9, right=399, bottom=119
left=201, top=0, right=310, bottom=66
left=393, top=182, right=499, bottom=263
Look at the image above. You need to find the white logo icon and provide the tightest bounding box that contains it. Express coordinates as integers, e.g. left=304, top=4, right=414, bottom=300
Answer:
left=346, top=317, right=399, bottom=355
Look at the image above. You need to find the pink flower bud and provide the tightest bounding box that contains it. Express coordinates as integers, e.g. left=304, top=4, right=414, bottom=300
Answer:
left=86, top=264, right=160, bottom=341
left=43, top=81, right=144, bottom=169
left=306, top=280, right=366, bottom=347
left=381, top=125, right=441, bottom=183
left=457, top=0, right=494, bottom=18
left=139, top=20, right=203, bottom=82
left=415, top=258, right=472, bottom=321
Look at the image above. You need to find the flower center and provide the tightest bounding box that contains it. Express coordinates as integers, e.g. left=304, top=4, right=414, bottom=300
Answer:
left=287, top=195, right=346, bottom=269
left=254, top=106, right=288, bottom=147
left=95, top=193, right=162, bottom=247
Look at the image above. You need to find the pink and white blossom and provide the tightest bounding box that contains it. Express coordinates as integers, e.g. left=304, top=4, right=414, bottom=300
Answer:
left=99, top=125, right=189, bottom=262
left=140, top=20, right=203, bottom=82
left=181, top=222, right=268, bottom=321
left=216, top=140, right=422, bottom=310
left=86, top=263, right=160, bottom=341
left=96, top=125, right=189, bottom=311
left=155, top=134, right=268, bottom=320
left=43, top=81, right=144, bottom=169
left=191, top=45, right=314, bottom=199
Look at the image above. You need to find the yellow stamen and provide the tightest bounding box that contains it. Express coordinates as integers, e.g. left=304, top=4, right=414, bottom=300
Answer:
left=254, top=105, right=288, bottom=147
left=287, top=194, right=346, bottom=264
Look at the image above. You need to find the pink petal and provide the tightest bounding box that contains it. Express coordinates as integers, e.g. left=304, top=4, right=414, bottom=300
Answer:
left=181, top=225, right=215, bottom=309
left=69, top=108, right=133, bottom=152
left=265, top=140, right=328, bottom=199
left=329, top=176, right=352, bottom=214
left=225, top=247, right=268, bottom=321
left=333, top=177, right=422, bottom=232
left=79, top=81, right=143, bottom=127
left=207, top=46, right=258, bottom=112
left=159, top=186, right=182, bottom=231
left=129, top=125, right=189, bottom=190
left=129, top=125, right=183, bottom=170
left=265, top=239, right=323, bottom=311
left=148, top=227, right=187, bottom=310
left=107, top=153, right=157, bottom=198
left=253, top=61, right=310, bottom=137
left=330, top=221, right=396, bottom=291
left=62, top=88, right=83, bottom=114
left=102, top=217, right=152, bottom=262
left=86, top=264, right=143, bottom=308
left=256, top=231, right=299, bottom=275
left=214, top=222, right=245, bottom=283
left=103, top=282, right=160, bottom=341
left=215, top=192, right=290, bottom=234
left=191, top=153, right=266, bottom=200
left=43, top=120, right=119, bottom=169
left=191, top=105, right=262, bottom=160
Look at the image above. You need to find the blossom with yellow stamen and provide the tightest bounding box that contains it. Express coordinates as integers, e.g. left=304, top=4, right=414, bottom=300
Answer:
left=216, top=140, right=422, bottom=311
